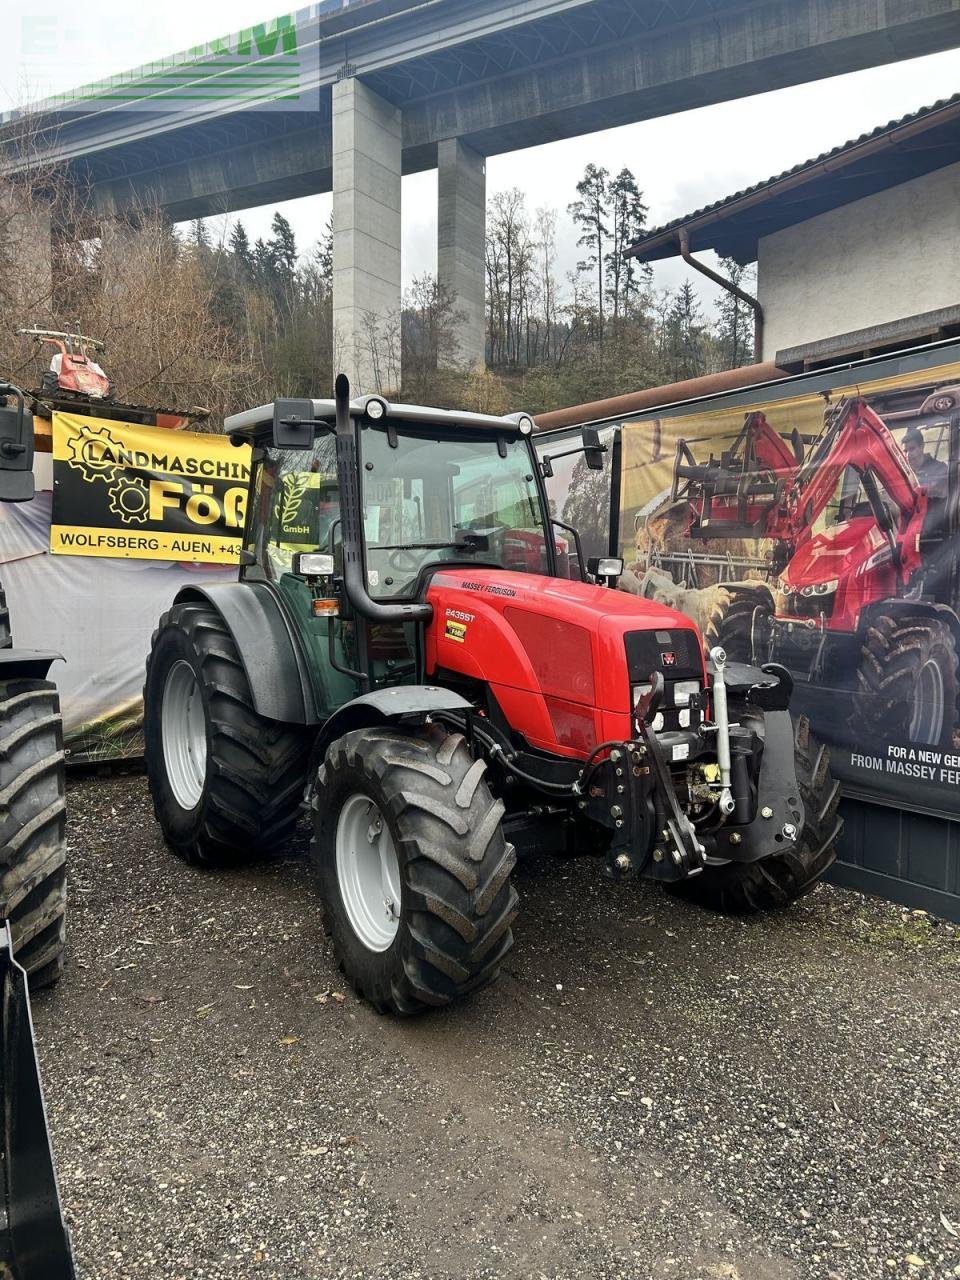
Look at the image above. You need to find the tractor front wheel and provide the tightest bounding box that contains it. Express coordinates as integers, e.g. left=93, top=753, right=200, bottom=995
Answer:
left=852, top=613, right=959, bottom=747
left=143, top=603, right=310, bottom=864
left=703, top=582, right=774, bottom=665
left=669, top=716, right=840, bottom=912
left=312, top=726, right=517, bottom=1015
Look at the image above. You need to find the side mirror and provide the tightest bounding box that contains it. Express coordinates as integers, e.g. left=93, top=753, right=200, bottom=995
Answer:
left=583, top=426, right=605, bottom=472
left=0, top=385, right=35, bottom=503
left=273, top=398, right=315, bottom=450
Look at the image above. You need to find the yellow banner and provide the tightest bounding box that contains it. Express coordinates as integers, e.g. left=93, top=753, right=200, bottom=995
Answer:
left=51, top=412, right=252, bottom=563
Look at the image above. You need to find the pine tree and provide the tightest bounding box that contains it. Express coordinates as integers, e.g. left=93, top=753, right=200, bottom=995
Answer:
left=268, top=211, right=298, bottom=283
left=252, top=237, right=273, bottom=283
left=568, top=164, right=610, bottom=338
left=605, top=168, right=649, bottom=324
left=228, top=220, right=253, bottom=276
left=714, top=257, right=756, bottom=368
left=665, top=281, right=706, bottom=381
left=190, top=218, right=210, bottom=251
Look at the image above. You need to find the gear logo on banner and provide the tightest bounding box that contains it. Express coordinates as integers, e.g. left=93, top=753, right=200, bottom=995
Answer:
left=65, top=421, right=124, bottom=483
left=107, top=475, right=150, bottom=525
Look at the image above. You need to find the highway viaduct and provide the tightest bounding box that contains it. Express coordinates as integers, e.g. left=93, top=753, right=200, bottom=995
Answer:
left=3, top=0, right=960, bottom=392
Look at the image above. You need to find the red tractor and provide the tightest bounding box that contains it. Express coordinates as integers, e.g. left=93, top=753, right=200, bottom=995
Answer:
left=671, top=394, right=960, bottom=747
left=142, top=376, right=840, bottom=1015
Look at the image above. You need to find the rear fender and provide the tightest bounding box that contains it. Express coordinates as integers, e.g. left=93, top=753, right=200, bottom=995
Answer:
left=174, top=582, right=320, bottom=724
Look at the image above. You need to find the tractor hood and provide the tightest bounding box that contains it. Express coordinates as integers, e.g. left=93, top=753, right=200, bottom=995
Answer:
left=784, top=517, right=885, bottom=591
left=424, top=569, right=705, bottom=758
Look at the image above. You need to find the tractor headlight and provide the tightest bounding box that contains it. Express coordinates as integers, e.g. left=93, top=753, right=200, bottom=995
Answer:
left=673, top=680, right=700, bottom=707
left=799, top=578, right=838, bottom=597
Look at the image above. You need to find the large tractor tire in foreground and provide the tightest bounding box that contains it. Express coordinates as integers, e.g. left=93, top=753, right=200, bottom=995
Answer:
left=852, top=612, right=959, bottom=747
left=670, top=716, right=840, bottom=913
left=312, top=726, right=517, bottom=1015
left=144, top=603, right=311, bottom=865
left=0, top=678, right=67, bottom=988
left=703, top=582, right=774, bottom=665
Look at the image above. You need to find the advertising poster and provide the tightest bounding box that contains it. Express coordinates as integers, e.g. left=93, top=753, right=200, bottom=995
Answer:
left=51, top=412, right=251, bottom=563
left=618, top=358, right=960, bottom=817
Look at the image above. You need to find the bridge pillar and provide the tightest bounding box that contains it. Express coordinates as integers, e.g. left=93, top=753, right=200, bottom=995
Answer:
left=437, top=139, right=486, bottom=369
left=332, top=78, right=402, bottom=395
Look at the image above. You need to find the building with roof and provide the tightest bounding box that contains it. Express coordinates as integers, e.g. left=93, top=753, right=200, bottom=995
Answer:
left=627, top=95, right=960, bottom=371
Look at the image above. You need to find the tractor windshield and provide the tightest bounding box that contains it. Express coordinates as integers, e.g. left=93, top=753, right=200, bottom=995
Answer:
left=359, top=424, right=552, bottom=597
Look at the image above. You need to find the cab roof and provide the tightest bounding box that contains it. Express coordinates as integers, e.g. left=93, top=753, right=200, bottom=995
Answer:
left=224, top=395, right=535, bottom=438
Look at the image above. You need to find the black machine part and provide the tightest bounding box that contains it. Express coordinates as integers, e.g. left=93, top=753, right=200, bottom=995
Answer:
left=0, top=923, right=75, bottom=1278
left=0, top=385, right=35, bottom=504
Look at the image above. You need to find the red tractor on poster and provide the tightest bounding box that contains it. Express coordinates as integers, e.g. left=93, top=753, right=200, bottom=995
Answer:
left=669, top=391, right=960, bottom=747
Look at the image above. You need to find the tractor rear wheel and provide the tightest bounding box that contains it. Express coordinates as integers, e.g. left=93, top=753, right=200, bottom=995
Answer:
left=0, top=678, right=67, bottom=988
left=852, top=613, right=958, bottom=747
left=312, top=726, right=517, bottom=1015
left=669, top=716, right=840, bottom=912
left=143, top=603, right=311, bottom=865
left=703, top=583, right=773, bottom=665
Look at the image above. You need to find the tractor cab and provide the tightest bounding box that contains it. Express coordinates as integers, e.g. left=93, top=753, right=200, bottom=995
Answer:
left=226, top=383, right=596, bottom=706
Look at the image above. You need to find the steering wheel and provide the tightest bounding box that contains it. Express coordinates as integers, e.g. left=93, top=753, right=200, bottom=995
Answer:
left=387, top=547, right=422, bottom=572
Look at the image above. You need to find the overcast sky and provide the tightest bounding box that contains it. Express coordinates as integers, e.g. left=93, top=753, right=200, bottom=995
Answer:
left=3, top=1, right=959, bottom=309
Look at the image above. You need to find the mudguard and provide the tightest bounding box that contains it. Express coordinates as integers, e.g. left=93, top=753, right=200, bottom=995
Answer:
left=0, top=651, right=63, bottom=681
left=0, top=923, right=75, bottom=1278
left=175, top=582, right=320, bottom=725
left=314, top=686, right=472, bottom=760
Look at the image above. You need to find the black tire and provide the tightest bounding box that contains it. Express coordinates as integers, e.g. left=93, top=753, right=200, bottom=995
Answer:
left=0, top=583, right=10, bottom=649
left=703, top=583, right=774, bottom=664
left=143, top=602, right=311, bottom=865
left=852, top=613, right=959, bottom=747
left=312, top=725, right=518, bottom=1015
left=0, top=678, right=67, bottom=988
left=669, top=715, right=840, bottom=912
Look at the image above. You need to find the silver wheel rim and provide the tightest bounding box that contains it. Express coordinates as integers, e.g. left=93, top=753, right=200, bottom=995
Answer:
left=910, top=657, right=945, bottom=743
left=335, top=794, right=401, bottom=952
left=161, top=660, right=207, bottom=810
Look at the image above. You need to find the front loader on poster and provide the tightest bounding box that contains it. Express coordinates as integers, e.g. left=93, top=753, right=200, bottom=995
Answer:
left=667, top=394, right=960, bottom=748
left=142, top=375, right=841, bottom=1013
left=0, top=382, right=74, bottom=1276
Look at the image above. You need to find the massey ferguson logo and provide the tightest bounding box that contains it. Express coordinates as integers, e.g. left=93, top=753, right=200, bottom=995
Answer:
left=660, top=651, right=677, bottom=667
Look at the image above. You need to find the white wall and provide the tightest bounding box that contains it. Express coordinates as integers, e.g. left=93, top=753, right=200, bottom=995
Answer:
left=758, top=160, right=960, bottom=357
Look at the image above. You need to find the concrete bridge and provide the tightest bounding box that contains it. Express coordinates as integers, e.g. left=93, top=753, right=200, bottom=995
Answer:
left=4, top=0, right=960, bottom=391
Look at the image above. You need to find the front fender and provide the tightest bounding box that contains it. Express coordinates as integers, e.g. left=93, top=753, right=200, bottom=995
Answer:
left=174, top=582, right=320, bottom=724
left=314, top=685, right=472, bottom=761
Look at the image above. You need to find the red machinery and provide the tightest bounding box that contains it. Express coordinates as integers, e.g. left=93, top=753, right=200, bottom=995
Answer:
left=671, top=397, right=960, bottom=746
left=17, top=326, right=208, bottom=429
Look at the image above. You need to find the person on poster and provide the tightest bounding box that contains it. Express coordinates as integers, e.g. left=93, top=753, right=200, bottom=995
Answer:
left=903, top=428, right=948, bottom=497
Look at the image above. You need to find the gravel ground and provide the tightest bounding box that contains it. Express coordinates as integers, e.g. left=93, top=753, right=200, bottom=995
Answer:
left=31, top=773, right=960, bottom=1280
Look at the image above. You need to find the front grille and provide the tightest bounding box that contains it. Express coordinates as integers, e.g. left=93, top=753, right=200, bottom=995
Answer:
left=624, top=628, right=702, bottom=683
